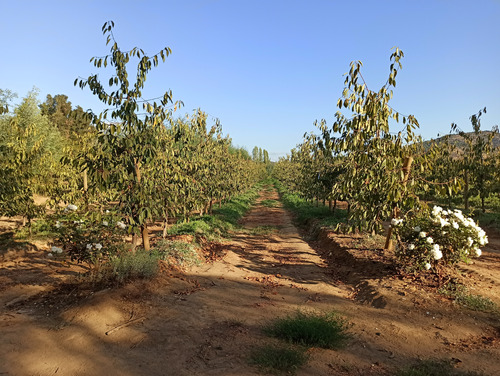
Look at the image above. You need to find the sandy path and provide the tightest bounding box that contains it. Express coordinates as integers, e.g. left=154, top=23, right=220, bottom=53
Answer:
left=1, top=187, right=500, bottom=375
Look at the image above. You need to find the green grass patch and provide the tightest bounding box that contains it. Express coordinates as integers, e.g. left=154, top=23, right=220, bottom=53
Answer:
left=212, top=187, right=260, bottom=225
left=250, top=225, right=278, bottom=236
left=14, top=217, right=58, bottom=240
left=474, top=211, right=500, bottom=231
left=166, top=185, right=261, bottom=241
left=249, top=345, right=308, bottom=375
left=275, top=182, right=347, bottom=230
left=396, top=359, right=483, bottom=376
left=264, top=311, right=350, bottom=349
left=261, top=199, right=279, bottom=207
left=438, top=281, right=497, bottom=312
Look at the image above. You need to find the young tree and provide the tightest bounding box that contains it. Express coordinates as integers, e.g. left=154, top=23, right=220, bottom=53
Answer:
left=328, top=48, right=421, bottom=234
left=75, top=21, right=182, bottom=251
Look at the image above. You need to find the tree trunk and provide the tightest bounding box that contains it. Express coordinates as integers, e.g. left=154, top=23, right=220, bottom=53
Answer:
left=131, top=234, right=139, bottom=252
left=162, top=214, right=168, bottom=238
left=384, top=156, right=413, bottom=251
left=329, top=200, right=332, bottom=211
left=83, top=169, right=89, bottom=209
left=464, top=170, right=469, bottom=211
left=142, top=224, right=150, bottom=251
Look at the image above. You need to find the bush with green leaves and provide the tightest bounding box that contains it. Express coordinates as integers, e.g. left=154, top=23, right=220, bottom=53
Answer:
left=393, top=205, right=488, bottom=270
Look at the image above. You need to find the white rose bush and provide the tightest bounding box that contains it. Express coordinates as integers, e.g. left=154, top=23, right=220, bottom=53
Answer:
left=53, top=205, right=129, bottom=266
left=392, top=206, right=488, bottom=271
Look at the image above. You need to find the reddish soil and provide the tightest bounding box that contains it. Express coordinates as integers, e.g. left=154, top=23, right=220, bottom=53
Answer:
left=1, top=188, right=500, bottom=375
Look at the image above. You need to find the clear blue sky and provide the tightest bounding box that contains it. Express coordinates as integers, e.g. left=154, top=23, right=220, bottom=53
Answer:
left=2, top=0, right=499, bottom=160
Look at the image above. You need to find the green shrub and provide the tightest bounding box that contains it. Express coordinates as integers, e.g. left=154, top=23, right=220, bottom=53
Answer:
left=264, top=311, right=349, bottom=349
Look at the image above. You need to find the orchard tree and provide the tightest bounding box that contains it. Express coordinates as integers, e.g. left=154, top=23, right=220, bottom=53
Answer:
left=0, top=90, right=63, bottom=228
left=327, top=48, right=422, bottom=235
left=40, top=94, right=92, bottom=142
left=422, top=135, right=461, bottom=207
left=452, top=108, right=499, bottom=212
left=75, top=21, right=182, bottom=251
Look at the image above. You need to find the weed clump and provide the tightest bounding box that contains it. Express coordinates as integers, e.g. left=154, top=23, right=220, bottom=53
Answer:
left=154, top=239, right=200, bottom=267
left=249, top=345, right=308, bottom=375
left=438, top=281, right=497, bottom=312
left=109, top=249, right=161, bottom=283
left=264, top=311, right=350, bottom=349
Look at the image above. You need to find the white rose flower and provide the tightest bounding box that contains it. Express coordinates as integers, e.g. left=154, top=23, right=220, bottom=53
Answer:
left=102, top=221, right=109, bottom=227
left=94, top=243, right=103, bottom=250
left=426, top=237, right=434, bottom=244
left=424, top=263, right=431, bottom=270
left=86, top=244, right=93, bottom=250
left=116, top=221, right=127, bottom=230
left=67, top=204, right=78, bottom=211
left=452, top=222, right=459, bottom=229
left=391, top=218, right=401, bottom=227
left=439, top=218, right=449, bottom=227
left=51, top=246, right=63, bottom=254
left=55, top=221, right=62, bottom=229
left=419, top=231, right=427, bottom=238
left=431, top=206, right=443, bottom=216
left=474, top=248, right=482, bottom=257
left=408, top=244, right=415, bottom=250
left=467, top=237, right=474, bottom=247
left=431, top=244, right=442, bottom=260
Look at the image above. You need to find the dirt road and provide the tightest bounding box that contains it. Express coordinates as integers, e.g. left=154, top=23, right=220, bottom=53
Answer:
left=1, top=187, right=499, bottom=375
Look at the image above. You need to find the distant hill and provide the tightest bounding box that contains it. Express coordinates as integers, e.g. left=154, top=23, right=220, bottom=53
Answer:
left=422, top=131, right=500, bottom=151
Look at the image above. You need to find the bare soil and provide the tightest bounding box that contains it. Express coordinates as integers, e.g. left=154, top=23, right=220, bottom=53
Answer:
left=1, top=188, right=500, bottom=375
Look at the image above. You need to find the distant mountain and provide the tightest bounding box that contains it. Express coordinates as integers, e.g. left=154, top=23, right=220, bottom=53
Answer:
left=422, top=131, right=500, bottom=151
